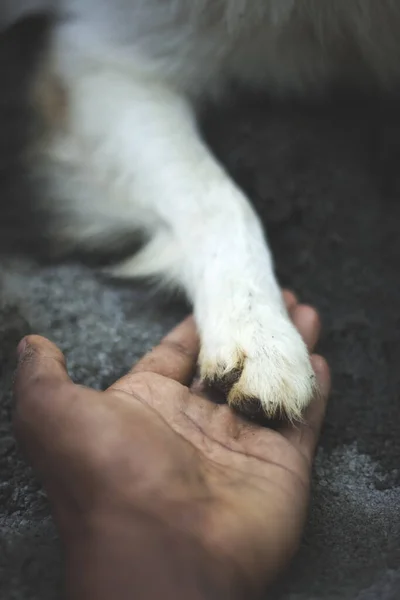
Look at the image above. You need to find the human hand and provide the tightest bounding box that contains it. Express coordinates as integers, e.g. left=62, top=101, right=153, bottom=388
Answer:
left=13, top=291, right=330, bottom=599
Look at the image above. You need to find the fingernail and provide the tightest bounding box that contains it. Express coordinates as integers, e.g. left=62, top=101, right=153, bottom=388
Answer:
left=312, top=355, right=326, bottom=374
left=311, top=356, right=331, bottom=393
left=17, top=339, right=27, bottom=358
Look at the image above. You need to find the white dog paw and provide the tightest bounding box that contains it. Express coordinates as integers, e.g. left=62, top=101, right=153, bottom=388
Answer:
left=199, top=313, right=316, bottom=420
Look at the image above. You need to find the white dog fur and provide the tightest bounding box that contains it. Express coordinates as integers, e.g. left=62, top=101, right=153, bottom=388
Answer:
left=25, top=0, right=400, bottom=418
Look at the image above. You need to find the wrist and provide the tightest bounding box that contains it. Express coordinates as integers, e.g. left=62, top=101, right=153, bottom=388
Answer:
left=62, top=508, right=261, bottom=600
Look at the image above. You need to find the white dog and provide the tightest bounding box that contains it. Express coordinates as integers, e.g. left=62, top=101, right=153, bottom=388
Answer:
left=8, top=1, right=400, bottom=418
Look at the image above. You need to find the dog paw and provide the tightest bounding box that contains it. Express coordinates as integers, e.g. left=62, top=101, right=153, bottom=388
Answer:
left=199, top=313, right=316, bottom=421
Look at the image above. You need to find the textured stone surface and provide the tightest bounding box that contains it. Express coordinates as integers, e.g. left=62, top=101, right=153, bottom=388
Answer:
left=1, top=15, right=400, bottom=600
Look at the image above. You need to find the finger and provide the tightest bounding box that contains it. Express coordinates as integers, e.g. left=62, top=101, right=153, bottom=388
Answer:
left=291, top=304, right=321, bottom=353
left=15, top=335, right=71, bottom=393
left=13, top=335, right=73, bottom=435
left=110, top=316, right=199, bottom=391
left=280, top=355, right=331, bottom=463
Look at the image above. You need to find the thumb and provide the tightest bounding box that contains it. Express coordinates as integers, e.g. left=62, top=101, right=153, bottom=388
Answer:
left=14, top=335, right=73, bottom=435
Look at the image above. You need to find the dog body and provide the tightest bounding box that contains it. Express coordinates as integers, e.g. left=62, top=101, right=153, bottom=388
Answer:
left=23, top=1, right=400, bottom=417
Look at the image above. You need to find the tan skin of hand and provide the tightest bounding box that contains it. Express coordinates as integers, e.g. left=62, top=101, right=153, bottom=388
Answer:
left=13, top=291, right=330, bottom=599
